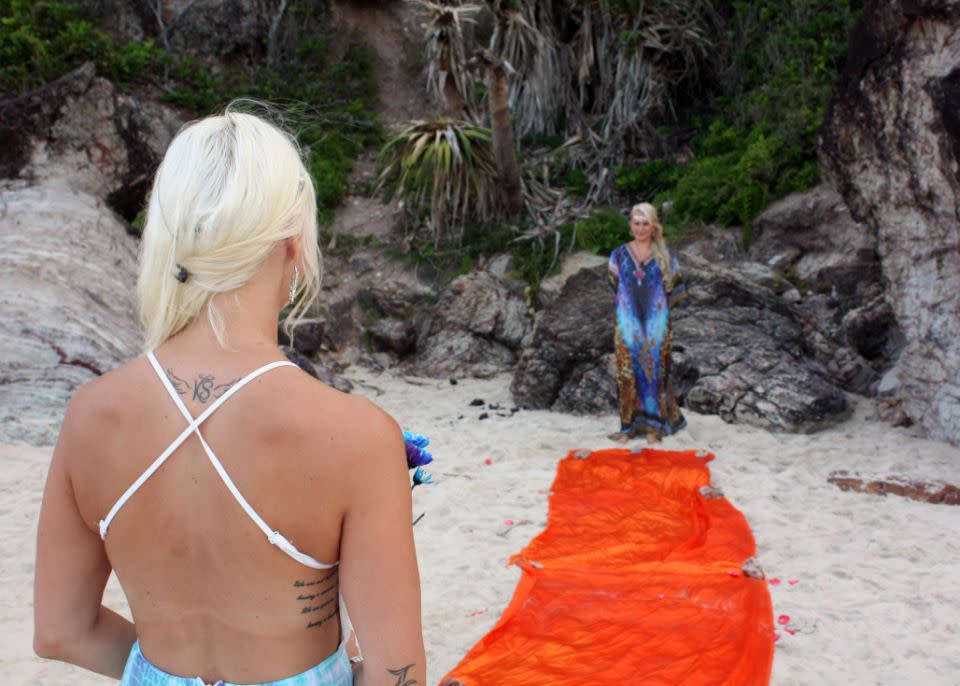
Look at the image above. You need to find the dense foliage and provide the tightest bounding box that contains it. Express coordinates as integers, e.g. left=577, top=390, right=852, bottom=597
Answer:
left=0, top=0, right=380, bottom=224
left=616, top=0, right=862, bottom=240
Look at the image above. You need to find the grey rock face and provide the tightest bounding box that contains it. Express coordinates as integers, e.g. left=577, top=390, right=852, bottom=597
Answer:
left=819, top=0, right=960, bottom=445
left=512, top=258, right=850, bottom=432
left=749, top=186, right=881, bottom=301
left=412, top=272, right=532, bottom=378
left=672, top=257, right=849, bottom=432
left=551, top=354, right=619, bottom=415
left=160, top=0, right=274, bottom=65
left=359, top=279, right=435, bottom=320
left=0, top=64, right=182, bottom=221
left=678, top=227, right=745, bottom=265
left=512, top=266, right=614, bottom=409
left=369, top=318, right=417, bottom=356
left=279, top=317, right=326, bottom=357
left=0, top=180, right=142, bottom=445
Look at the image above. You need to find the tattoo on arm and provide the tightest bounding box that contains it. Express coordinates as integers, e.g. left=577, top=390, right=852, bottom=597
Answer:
left=387, top=665, right=419, bottom=686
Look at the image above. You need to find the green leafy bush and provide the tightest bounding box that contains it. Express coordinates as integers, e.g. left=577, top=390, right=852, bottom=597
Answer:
left=1, top=1, right=380, bottom=224
left=623, top=0, right=861, bottom=241
left=574, top=209, right=629, bottom=256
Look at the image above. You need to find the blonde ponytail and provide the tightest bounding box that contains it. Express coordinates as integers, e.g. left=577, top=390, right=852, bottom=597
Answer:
left=137, top=104, right=321, bottom=351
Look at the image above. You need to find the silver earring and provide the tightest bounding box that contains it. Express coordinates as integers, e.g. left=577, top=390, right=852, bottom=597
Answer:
left=289, top=265, right=300, bottom=304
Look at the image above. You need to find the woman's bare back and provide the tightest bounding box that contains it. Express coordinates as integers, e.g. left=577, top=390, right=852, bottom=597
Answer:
left=66, top=349, right=372, bottom=683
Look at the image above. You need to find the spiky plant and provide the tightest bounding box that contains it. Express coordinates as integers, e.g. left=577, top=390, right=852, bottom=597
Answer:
left=376, top=119, right=500, bottom=243
left=409, top=0, right=483, bottom=118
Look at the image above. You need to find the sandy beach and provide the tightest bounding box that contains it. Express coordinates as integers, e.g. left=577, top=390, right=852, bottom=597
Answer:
left=3, top=368, right=959, bottom=685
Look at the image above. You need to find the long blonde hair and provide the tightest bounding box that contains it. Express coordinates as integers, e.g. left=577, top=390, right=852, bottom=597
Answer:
left=631, top=202, right=673, bottom=288
left=137, top=104, right=321, bottom=351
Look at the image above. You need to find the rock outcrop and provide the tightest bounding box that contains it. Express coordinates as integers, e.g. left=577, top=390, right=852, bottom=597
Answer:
left=412, top=272, right=532, bottom=378
left=746, top=187, right=901, bottom=395
left=749, top=186, right=881, bottom=301
left=819, top=0, right=960, bottom=445
left=0, top=63, right=182, bottom=220
left=0, top=180, right=142, bottom=445
left=672, top=257, right=849, bottom=433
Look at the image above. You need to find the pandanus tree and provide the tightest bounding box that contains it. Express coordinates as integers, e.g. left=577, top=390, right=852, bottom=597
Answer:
left=469, top=48, right=525, bottom=216
left=383, top=0, right=715, bottom=239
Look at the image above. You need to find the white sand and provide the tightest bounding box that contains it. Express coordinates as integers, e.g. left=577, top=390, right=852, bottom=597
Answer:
left=4, top=369, right=960, bottom=684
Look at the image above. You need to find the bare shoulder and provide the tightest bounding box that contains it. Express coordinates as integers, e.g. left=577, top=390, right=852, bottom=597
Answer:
left=291, top=375, right=401, bottom=451
left=54, top=357, right=148, bottom=466
left=283, top=373, right=405, bottom=479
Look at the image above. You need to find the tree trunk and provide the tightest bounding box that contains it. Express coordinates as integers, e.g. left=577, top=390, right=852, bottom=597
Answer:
left=474, top=49, right=524, bottom=216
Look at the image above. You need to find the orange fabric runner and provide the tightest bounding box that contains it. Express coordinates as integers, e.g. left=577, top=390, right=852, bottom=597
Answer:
left=441, top=448, right=774, bottom=685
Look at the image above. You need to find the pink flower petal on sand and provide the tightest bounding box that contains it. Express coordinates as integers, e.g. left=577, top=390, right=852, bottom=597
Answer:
left=785, top=629, right=797, bottom=635
left=469, top=611, right=485, bottom=617
left=504, top=519, right=515, bottom=526
left=777, top=614, right=791, bottom=625
left=484, top=458, right=494, bottom=465
left=726, top=569, right=742, bottom=577
left=773, top=633, right=781, bottom=642
left=769, top=578, right=781, bottom=586
left=788, top=579, right=800, bottom=585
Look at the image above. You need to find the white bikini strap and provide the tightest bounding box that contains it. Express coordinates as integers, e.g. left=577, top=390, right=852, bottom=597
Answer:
left=147, top=352, right=335, bottom=569
left=101, top=353, right=337, bottom=571
left=98, top=354, right=296, bottom=540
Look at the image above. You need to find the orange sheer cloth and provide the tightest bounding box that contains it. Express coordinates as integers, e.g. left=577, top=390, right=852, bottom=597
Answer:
left=442, top=448, right=774, bottom=686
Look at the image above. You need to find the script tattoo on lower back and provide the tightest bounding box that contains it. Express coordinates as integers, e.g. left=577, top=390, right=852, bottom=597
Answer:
left=293, top=570, right=339, bottom=630
left=387, top=665, right=419, bottom=686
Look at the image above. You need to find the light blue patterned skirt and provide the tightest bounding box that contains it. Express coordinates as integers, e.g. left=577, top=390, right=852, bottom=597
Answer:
left=120, top=641, right=353, bottom=686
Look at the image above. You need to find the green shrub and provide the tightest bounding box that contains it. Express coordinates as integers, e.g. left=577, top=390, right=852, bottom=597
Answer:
left=0, top=1, right=380, bottom=223
left=574, top=209, right=629, bottom=256
left=614, top=159, right=681, bottom=198
left=628, top=0, right=859, bottom=241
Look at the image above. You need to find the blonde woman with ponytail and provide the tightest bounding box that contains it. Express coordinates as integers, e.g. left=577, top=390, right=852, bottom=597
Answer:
left=34, top=106, right=425, bottom=686
left=607, top=203, right=687, bottom=443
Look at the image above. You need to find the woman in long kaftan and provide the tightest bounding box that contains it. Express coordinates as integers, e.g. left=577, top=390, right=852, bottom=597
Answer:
left=608, top=207, right=687, bottom=440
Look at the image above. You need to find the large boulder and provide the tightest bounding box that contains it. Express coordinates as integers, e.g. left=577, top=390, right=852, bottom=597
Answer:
left=0, top=180, right=141, bottom=445
left=819, top=0, right=960, bottom=445
left=412, top=271, right=532, bottom=378
left=671, top=256, right=850, bottom=432
left=511, top=265, right=615, bottom=410
left=0, top=63, right=183, bottom=220
left=749, top=185, right=881, bottom=301
left=512, top=256, right=850, bottom=432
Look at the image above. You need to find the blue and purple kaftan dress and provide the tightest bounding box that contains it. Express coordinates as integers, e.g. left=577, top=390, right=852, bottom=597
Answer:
left=608, top=243, right=687, bottom=437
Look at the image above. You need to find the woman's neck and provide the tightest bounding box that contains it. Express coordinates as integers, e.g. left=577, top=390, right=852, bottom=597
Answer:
left=630, top=239, right=653, bottom=257
left=168, top=287, right=283, bottom=355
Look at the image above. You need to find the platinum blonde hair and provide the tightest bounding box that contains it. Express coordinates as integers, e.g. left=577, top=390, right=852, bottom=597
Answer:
left=137, top=105, right=321, bottom=351
left=631, top=202, right=673, bottom=288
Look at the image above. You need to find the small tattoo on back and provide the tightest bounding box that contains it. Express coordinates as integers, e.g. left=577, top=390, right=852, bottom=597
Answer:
left=166, top=368, right=239, bottom=404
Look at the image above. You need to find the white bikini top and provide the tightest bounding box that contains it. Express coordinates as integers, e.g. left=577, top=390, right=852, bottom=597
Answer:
left=98, top=351, right=339, bottom=570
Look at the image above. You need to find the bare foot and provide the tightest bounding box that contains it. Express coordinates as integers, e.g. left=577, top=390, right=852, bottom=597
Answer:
left=646, top=430, right=662, bottom=443
left=608, top=432, right=630, bottom=443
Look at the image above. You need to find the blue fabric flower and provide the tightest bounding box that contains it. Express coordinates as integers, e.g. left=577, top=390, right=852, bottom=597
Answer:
left=403, top=430, right=434, bottom=469
left=412, top=466, right=433, bottom=487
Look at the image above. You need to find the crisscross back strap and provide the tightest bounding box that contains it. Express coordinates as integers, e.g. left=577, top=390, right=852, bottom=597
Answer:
left=98, top=353, right=338, bottom=571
